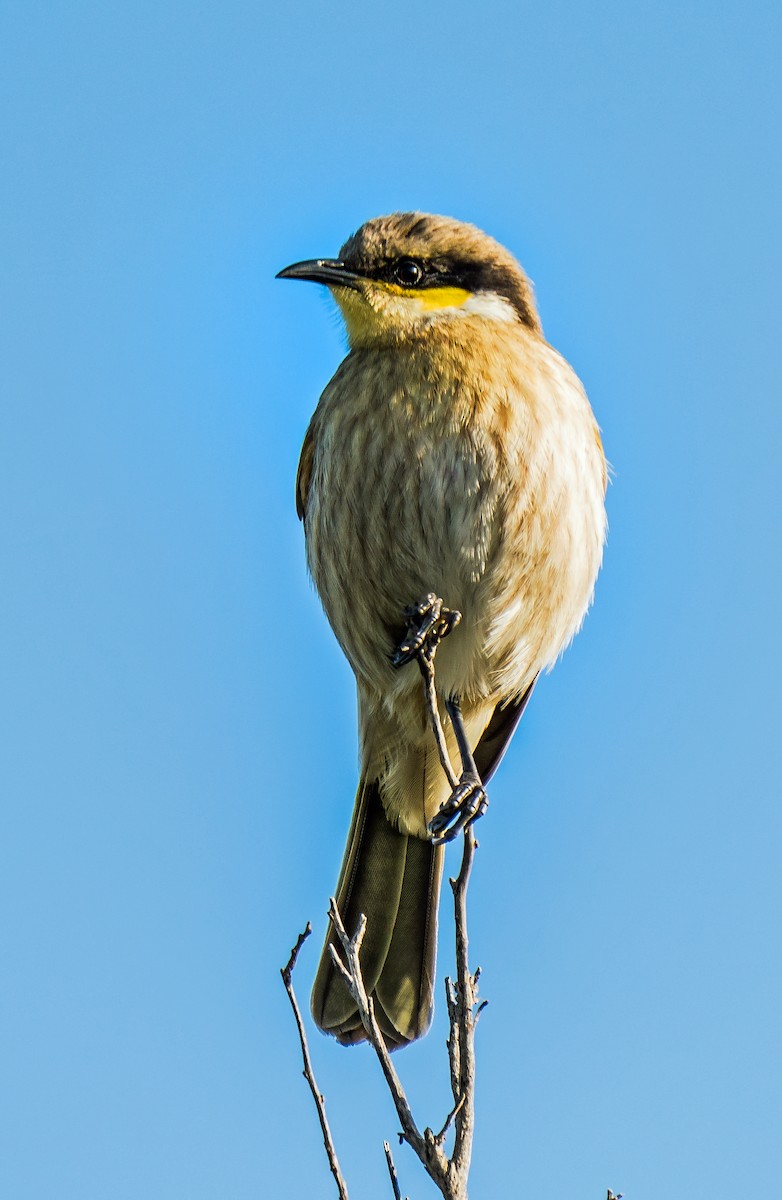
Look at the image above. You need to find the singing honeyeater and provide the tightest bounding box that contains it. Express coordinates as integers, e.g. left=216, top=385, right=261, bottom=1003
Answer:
left=277, top=212, right=607, bottom=1049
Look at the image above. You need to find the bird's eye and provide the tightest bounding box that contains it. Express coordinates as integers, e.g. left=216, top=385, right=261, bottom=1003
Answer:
left=394, top=259, right=424, bottom=287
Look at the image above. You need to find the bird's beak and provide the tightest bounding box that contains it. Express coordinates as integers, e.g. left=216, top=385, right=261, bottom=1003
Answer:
left=275, top=259, right=363, bottom=289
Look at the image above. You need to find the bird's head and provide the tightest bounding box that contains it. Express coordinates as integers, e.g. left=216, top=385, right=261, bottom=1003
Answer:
left=276, top=212, right=541, bottom=347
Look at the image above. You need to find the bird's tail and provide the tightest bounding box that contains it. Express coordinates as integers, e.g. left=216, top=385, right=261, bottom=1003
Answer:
left=311, top=778, right=443, bottom=1049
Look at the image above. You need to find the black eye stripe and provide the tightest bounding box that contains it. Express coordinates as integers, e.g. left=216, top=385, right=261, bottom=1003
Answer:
left=345, top=255, right=537, bottom=327
left=369, top=258, right=457, bottom=289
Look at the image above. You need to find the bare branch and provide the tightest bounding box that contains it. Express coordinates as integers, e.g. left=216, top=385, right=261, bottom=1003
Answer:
left=432, top=1091, right=466, bottom=1146
left=444, top=977, right=461, bottom=1103
left=383, top=1140, right=405, bottom=1200
left=280, top=925, right=350, bottom=1200
left=284, top=828, right=484, bottom=1200
left=447, top=828, right=479, bottom=1188
left=325, top=816, right=483, bottom=1200
left=284, top=597, right=488, bottom=1200
left=327, top=899, right=451, bottom=1187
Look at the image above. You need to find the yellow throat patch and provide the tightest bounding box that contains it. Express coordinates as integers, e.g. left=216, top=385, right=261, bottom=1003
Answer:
left=333, top=280, right=474, bottom=345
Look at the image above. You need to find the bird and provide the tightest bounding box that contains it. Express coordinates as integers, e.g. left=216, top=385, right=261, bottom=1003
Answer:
left=277, top=212, right=607, bottom=1049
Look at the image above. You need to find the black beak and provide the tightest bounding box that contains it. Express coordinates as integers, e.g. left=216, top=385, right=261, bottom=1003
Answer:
left=275, top=258, right=363, bottom=289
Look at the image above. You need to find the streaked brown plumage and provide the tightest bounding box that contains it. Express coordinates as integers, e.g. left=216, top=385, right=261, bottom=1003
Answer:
left=278, top=212, right=607, bottom=1048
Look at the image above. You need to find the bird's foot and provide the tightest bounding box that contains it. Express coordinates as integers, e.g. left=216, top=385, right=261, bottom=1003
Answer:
left=429, top=772, right=488, bottom=845
left=391, top=593, right=461, bottom=669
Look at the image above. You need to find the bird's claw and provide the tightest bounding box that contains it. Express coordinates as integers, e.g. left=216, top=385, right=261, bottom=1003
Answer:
left=391, top=593, right=461, bottom=669
left=429, top=773, right=488, bottom=845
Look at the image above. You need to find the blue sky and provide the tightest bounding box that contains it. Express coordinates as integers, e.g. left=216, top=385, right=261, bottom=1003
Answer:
left=1, top=1, right=780, bottom=1196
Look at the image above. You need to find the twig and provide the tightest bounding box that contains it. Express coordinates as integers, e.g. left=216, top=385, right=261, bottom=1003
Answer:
left=327, top=902, right=451, bottom=1187
left=432, top=1091, right=466, bottom=1145
left=284, top=595, right=485, bottom=1200
left=414, top=656, right=481, bottom=1189
left=383, top=1140, right=405, bottom=1200
left=445, top=827, right=479, bottom=1189
left=328, top=821, right=482, bottom=1200
left=284, top=807, right=483, bottom=1199
left=280, top=925, right=350, bottom=1200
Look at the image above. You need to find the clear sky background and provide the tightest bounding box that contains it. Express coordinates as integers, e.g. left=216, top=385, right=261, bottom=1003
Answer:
left=2, top=2, right=780, bottom=1197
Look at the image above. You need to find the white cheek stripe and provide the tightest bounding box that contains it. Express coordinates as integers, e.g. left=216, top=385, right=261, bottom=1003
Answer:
left=454, top=292, right=519, bottom=323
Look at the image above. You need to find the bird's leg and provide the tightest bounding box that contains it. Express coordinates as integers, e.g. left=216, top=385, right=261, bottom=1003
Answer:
left=428, top=696, right=488, bottom=845
left=391, top=595, right=488, bottom=844
left=391, top=594, right=462, bottom=786
left=415, top=637, right=460, bottom=794
left=391, top=593, right=461, bottom=669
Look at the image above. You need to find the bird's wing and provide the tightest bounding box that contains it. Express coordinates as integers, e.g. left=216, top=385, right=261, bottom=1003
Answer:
left=473, top=676, right=538, bottom=783
left=295, top=423, right=315, bottom=520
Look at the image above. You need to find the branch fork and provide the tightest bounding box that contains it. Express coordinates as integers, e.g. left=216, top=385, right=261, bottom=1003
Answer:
left=281, top=593, right=486, bottom=1199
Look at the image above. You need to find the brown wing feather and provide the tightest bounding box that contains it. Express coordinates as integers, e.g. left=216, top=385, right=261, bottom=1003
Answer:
left=295, top=424, right=315, bottom=520
left=474, top=675, right=538, bottom=783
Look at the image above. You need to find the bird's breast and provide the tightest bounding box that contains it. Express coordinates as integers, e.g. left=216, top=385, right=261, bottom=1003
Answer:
left=304, top=323, right=606, bottom=705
